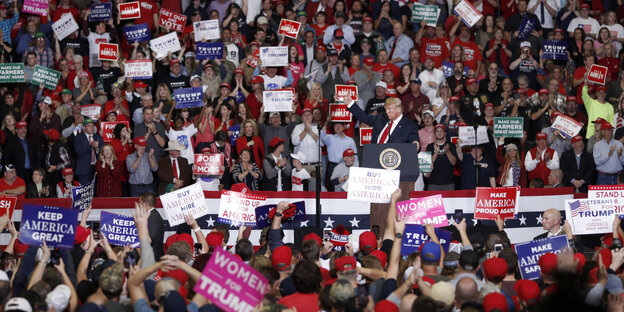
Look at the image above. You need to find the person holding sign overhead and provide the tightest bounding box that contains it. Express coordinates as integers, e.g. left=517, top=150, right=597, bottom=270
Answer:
left=583, top=74, right=615, bottom=139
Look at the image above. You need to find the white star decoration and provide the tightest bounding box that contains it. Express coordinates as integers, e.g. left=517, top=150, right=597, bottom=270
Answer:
left=518, top=214, right=527, bottom=226
left=447, top=218, right=455, bottom=225
left=300, top=220, right=310, bottom=227
left=349, top=217, right=360, bottom=228
left=206, top=217, right=215, bottom=227
left=472, top=218, right=478, bottom=226
left=324, top=217, right=335, bottom=228
left=536, top=215, right=543, bottom=225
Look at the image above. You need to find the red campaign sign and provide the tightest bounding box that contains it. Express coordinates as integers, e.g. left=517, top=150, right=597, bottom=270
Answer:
left=474, top=186, right=520, bottom=220
left=246, top=49, right=260, bottom=68
left=335, top=85, right=358, bottom=102
left=159, top=8, right=187, bottom=32
left=119, top=2, right=141, bottom=20
left=194, top=153, right=224, bottom=176
left=360, top=128, right=372, bottom=146
left=0, top=196, right=17, bottom=219
left=329, top=104, right=352, bottom=122
left=587, top=64, right=608, bottom=85
left=101, top=121, right=130, bottom=142
left=98, top=43, right=118, bottom=61
left=278, top=19, right=301, bottom=39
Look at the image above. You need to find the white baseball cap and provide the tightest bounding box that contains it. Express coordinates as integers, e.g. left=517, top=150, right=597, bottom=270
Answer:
left=375, top=81, right=388, bottom=90
left=290, top=151, right=306, bottom=163
left=5, top=298, right=32, bottom=312
left=46, top=285, right=71, bottom=312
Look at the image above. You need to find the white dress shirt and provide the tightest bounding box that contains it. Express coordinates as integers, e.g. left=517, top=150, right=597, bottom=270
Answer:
left=378, top=114, right=403, bottom=143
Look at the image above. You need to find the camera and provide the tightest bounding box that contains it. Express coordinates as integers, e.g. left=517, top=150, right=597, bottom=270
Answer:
left=454, top=209, right=463, bottom=224
left=124, top=249, right=139, bottom=269
left=49, top=250, right=61, bottom=266
left=494, top=244, right=503, bottom=252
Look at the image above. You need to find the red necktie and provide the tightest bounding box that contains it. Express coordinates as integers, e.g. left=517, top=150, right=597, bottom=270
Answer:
left=89, top=135, right=96, bottom=164
left=389, top=37, right=399, bottom=59
left=172, top=159, right=179, bottom=179
left=379, top=121, right=393, bottom=144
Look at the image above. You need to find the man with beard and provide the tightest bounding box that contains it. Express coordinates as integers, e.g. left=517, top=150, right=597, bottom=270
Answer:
left=419, top=57, right=445, bottom=103
left=459, top=79, right=489, bottom=125
left=446, top=61, right=467, bottom=96
left=479, top=63, right=503, bottom=99
left=317, top=49, right=350, bottom=101
left=305, top=45, right=328, bottom=78
left=222, top=28, right=245, bottom=67
left=529, top=89, right=557, bottom=138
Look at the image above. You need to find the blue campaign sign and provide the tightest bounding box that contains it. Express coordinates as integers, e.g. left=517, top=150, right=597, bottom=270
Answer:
left=542, top=40, right=568, bottom=61
left=514, top=235, right=569, bottom=280
left=442, top=61, right=469, bottom=78
left=72, top=179, right=94, bottom=211
left=255, top=201, right=306, bottom=229
left=20, top=204, right=78, bottom=249
left=100, top=211, right=139, bottom=247
left=401, top=224, right=451, bottom=256
left=174, top=87, right=204, bottom=109
left=196, top=42, right=224, bottom=60
left=88, top=3, right=112, bottom=21
left=124, top=23, right=151, bottom=43
left=518, top=17, right=538, bottom=40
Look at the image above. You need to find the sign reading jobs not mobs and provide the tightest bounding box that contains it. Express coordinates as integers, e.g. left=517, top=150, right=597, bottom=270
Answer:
left=514, top=235, right=569, bottom=280
left=194, top=20, right=220, bottom=41
left=100, top=211, right=139, bottom=247
left=347, top=167, right=401, bottom=203
left=160, top=182, right=209, bottom=226
left=263, top=90, right=294, bottom=112
left=396, top=195, right=448, bottom=227
left=474, top=186, right=520, bottom=220
left=194, top=153, right=224, bottom=176
left=551, top=115, right=583, bottom=139
left=20, top=204, right=78, bottom=249
left=218, top=189, right=267, bottom=227
left=565, top=198, right=617, bottom=235
left=52, top=13, right=79, bottom=41
left=260, top=46, right=288, bottom=67
left=194, top=247, right=268, bottom=312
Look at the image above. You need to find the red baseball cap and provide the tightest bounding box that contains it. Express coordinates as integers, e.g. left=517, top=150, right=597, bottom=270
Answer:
left=536, top=132, right=547, bottom=140
left=435, top=123, right=446, bottom=131
left=514, top=280, right=541, bottom=305
left=134, top=81, right=148, bottom=89
left=346, top=80, right=357, bottom=85
left=335, top=256, right=357, bottom=272
left=550, top=111, right=561, bottom=120
left=334, top=29, right=344, bottom=38
left=516, top=88, right=527, bottom=95
left=580, top=3, right=590, bottom=9
left=482, top=257, right=508, bottom=281
left=538, top=252, right=558, bottom=276
left=201, top=147, right=211, bottom=153
left=169, top=59, right=181, bottom=66
left=484, top=103, right=494, bottom=110
left=250, top=76, right=264, bottom=84
left=483, top=292, right=509, bottom=312
left=571, top=135, right=583, bottom=144
left=466, top=78, right=477, bottom=86
left=206, top=231, right=224, bottom=247
left=343, top=148, right=355, bottom=157
left=16, top=121, right=27, bottom=129
left=203, top=63, right=215, bottom=71
left=538, top=88, right=548, bottom=95
left=597, top=85, right=607, bottom=92
left=450, top=96, right=460, bottom=102
left=370, top=249, right=387, bottom=267
left=602, top=122, right=614, bottom=130
left=566, top=96, right=577, bottom=103
left=44, top=129, right=60, bottom=141
left=132, top=136, right=146, bottom=146
left=272, top=245, right=292, bottom=271
left=75, top=225, right=90, bottom=244
left=302, top=233, right=322, bottom=247
left=363, top=16, right=373, bottom=23
left=363, top=57, right=375, bottom=66
left=359, top=231, right=377, bottom=252
left=234, top=68, right=244, bottom=75
left=62, top=167, right=74, bottom=176
left=269, top=136, right=286, bottom=148
left=220, top=82, right=231, bottom=89
left=554, top=28, right=563, bottom=35
left=593, top=117, right=607, bottom=125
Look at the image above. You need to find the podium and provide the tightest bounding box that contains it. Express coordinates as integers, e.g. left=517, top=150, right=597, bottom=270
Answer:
left=362, top=143, right=419, bottom=234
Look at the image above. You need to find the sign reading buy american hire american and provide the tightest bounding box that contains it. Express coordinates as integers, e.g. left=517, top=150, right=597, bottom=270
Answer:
left=347, top=167, right=401, bottom=203
left=160, top=182, right=209, bottom=226
left=474, top=186, right=520, bottom=220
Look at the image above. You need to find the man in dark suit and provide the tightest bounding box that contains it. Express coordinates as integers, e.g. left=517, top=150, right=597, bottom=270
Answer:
left=157, top=141, right=192, bottom=195
left=73, top=119, right=104, bottom=185
left=4, top=121, right=39, bottom=183
left=347, top=97, right=420, bottom=149
left=560, top=135, right=595, bottom=193
left=547, top=169, right=567, bottom=188
left=139, top=192, right=164, bottom=260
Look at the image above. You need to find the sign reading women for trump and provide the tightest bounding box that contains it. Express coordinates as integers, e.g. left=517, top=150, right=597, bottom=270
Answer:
left=52, top=13, right=79, bottom=41
left=194, top=247, right=268, bottom=312
left=160, top=182, right=209, bottom=226
left=260, top=46, right=288, bottom=67
left=255, top=201, right=305, bottom=229
left=23, top=0, right=49, bottom=16
left=100, top=211, right=139, bottom=247
left=396, top=195, right=448, bottom=227
left=514, top=235, right=569, bottom=280
left=551, top=115, right=583, bottom=139
left=124, top=23, right=150, bottom=43
left=150, top=32, right=181, bottom=59
left=125, top=59, right=152, bottom=79
left=401, top=224, right=451, bottom=256
left=263, top=90, right=294, bottom=112
left=565, top=198, right=618, bottom=235
left=72, top=179, right=95, bottom=211
left=218, top=190, right=266, bottom=227
left=196, top=42, right=224, bottom=60
left=174, top=87, right=204, bottom=109
left=347, top=167, right=400, bottom=203
left=20, top=204, right=78, bottom=248
left=474, top=187, right=520, bottom=220
left=194, top=20, right=220, bottom=41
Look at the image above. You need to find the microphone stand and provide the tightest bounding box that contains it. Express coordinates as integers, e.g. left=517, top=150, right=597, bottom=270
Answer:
left=474, top=123, right=480, bottom=188
left=316, top=123, right=322, bottom=228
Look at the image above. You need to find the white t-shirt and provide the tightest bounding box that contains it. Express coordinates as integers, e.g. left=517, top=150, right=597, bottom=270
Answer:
left=291, top=168, right=311, bottom=191
left=225, top=42, right=240, bottom=67
left=432, top=97, right=448, bottom=123
left=87, top=32, right=111, bottom=68
left=528, top=0, right=559, bottom=29
left=167, top=124, right=198, bottom=164
left=261, top=74, right=288, bottom=90
left=602, top=24, right=624, bottom=54
left=567, top=17, right=600, bottom=35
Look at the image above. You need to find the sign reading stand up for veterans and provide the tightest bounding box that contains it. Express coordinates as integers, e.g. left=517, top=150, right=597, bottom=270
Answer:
left=31, top=65, right=61, bottom=90
left=565, top=198, right=617, bottom=235
left=514, top=235, right=569, bottom=280
left=194, top=20, right=221, bottom=41
left=150, top=32, right=182, bottom=59
left=100, top=211, right=139, bottom=247
left=20, top=204, right=78, bottom=248
left=194, top=247, right=269, bottom=312
left=52, top=13, right=79, bottom=41
left=347, top=167, right=400, bottom=203
left=260, top=46, right=288, bottom=67
left=263, top=90, right=294, bottom=112
left=278, top=19, right=302, bottom=39
left=453, top=0, right=483, bottom=27
left=0, top=64, right=25, bottom=83
left=493, top=117, right=523, bottom=138
left=174, top=87, right=204, bottom=109
left=160, top=182, right=209, bottom=226
left=218, top=189, right=266, bottom=227
left=474, top=186, right=520, bottom=220
left=396, top=195, right=448, bottom=227
left=587, top=64, right=608, bottom=85
left=72, top=179, right=95, bottom=211
left=401, top=224, right=451, bottom=256
left=551, top=115, right=583, bottom=139
left=23, top=0, right=49, bottom=16
left=411, top=3, right=440, bottom=26
left=119, top=2, right=141, bottom=20
left=125, top=59, right=152, bottom=80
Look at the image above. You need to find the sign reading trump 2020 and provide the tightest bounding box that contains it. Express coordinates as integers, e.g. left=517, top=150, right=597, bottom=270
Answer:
left=100, top=211, right=139, bottom=247
left=194, top=247, right=268, bottom=312
left=396, top=195, right=448, bottom=227
left=347, top=167, right=400, bottom=203
left=20, top=204, right=78, bottom=248
left=218, top=189, right=266, bottom=227
left=174, top=87, right=204, bottom=109
left=160, top=182, right=209, bottom=226
left=565, top=198, right=617, bottom=235
left=72, top=179, right=95, bottom=211
left=401, top=224, right=451, bottom=256
left=514, top=235, right=569, bottom=280
left=474, top=186, right=520, bottom=220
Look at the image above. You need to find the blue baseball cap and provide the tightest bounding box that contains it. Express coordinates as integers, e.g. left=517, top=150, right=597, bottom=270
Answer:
left=420, top=241, right=441, bottom=262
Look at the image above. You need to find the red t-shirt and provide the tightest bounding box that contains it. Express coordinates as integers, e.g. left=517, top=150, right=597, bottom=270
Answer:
left=104, top=99, right=130, bottom=123
left=279, top=293, right=319, bottom=312
left=0, top=177, right=25, bottom=199
left=136, top=0, right=159, bottom=32
left=573, top=67, right=588, bottom=105
left=452, top=38, right=483, bottom=71
left=420, top=37, right=449, bottom=68
left=598, top=57, right=621, bottom=83
left=373, top=62, right=400, bottom=80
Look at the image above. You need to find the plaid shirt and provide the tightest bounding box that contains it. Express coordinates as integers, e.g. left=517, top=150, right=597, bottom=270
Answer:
left=45, top=145, right=72, bottom=169
left=0, top=14, right=18, bottom=44
left=25, top=46, right=55, bottom=68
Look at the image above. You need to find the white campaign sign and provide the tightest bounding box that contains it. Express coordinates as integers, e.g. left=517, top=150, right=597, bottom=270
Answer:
left=551, top=115, right=583, bottom=139
left=565, top=198, right=618, bottom=235
left=260, top=46, right=288, bottom=67
left=52, top=13, right=79, bottom=40
left=160, top=182, right=209, bottom=226
left=263, top=90, right=294, bottom=112
left=458, top=126, right=489, bottom=146
left=124, top=59, right=153, bottom=79
left=454, top=0, right=483, bottom=27
left=347, top=167, right=401, bottom=203
left=194, top=20, right=220, bottom=41
left=149, top=32, right=182, bottom=59
left=218, top=190, right=267, bottom=227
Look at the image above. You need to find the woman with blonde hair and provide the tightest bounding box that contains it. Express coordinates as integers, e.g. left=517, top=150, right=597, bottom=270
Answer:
left=95, top=144, right=123, bottom=197
left=299, top=82, right=328, bottom=120
left=235, top=119, right=265, bottom=170
left=1, top=114, right=16, bottom=143
left=496, top=143, right=526, bottom=187
left=154, top=83, right=174, bottom=113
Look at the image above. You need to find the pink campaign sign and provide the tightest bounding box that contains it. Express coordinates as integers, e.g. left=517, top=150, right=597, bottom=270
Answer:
left=396, top=194, right=449, bottom=227
left=23, top=0, right=49, bottom=16
left=194, top=247, right=268, bottom=312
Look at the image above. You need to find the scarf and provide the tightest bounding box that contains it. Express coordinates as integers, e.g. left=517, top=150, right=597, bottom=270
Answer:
left=499, top=159, right=521, bottom=186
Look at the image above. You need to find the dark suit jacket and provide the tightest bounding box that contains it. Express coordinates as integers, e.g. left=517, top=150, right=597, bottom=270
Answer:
left=560, top=149, right=596, bottom=193
left=4, top=136, right=39, bottom=180
left=157, top=156, right=192, bottom=195
left=148, top=209, right=165, bottom=260
left=73, top=132, right=104, bottom=176
left=534, top=230, right=583, bottom=251
left=348, top=103, right=419, bottom=144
